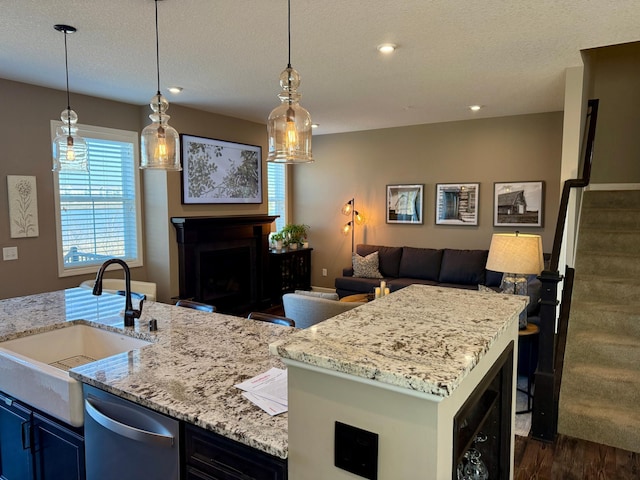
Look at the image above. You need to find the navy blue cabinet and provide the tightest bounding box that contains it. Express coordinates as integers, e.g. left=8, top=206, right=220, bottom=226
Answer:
left=0, top=393, right=34, bottom=479
left=0, top=392, right=85, bottom=480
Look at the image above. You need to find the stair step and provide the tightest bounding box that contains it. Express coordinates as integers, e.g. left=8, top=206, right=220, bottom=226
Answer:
left=560, top=363, right=640, bottom=408
left=569, top=302, right=640, bottom=336
left=580, top=208, right=640, bottom=230
left=583, top=190, right=640, bottom=209
left=564, top=330, right=640, bottom=370
left=575, top=252, right=640, bottom=277
left=558, top=399, right=640, bottom=453
left=577, top=229, right=640, bottom=256
left=571, top=275, right=640, bottom=304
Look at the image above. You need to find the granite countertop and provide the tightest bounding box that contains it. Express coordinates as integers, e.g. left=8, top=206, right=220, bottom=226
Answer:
left=0, top=288, right=294, bottom=459
left=270, top=284, right=527, bottom=398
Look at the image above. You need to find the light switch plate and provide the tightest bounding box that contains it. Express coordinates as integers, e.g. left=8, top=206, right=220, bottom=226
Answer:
left=3, top=246, right=18, bottom=261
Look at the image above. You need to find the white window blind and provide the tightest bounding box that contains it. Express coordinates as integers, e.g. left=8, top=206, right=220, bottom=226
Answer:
left=267, top=163, right=286, bottom=232
left=52, top=123, right=142, bottom=276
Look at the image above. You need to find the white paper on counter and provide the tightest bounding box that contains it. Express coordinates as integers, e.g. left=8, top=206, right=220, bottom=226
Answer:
left=235, top=367, right=288, bottom=415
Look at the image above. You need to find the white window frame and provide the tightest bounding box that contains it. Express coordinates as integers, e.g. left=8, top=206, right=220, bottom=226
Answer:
left=267, top=162, right=288, bottom=232
left=51, top=122, right=143, bottom=277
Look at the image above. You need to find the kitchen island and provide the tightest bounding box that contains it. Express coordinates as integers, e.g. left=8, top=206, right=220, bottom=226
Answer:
left=271, top=284, right=527, bottom=479
left=0, top=287, right=293, bottom=461
left=0, top=284, right=526, bottom=479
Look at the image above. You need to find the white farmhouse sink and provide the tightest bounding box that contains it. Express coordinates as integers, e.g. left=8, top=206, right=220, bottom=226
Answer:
left=0, top=324, right=151, bottom=427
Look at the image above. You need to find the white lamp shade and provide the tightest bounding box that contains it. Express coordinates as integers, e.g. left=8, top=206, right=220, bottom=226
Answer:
left=486, top=233, right=544, bottom=275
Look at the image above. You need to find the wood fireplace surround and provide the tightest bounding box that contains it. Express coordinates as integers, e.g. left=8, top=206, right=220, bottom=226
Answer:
left=171, top=215, right=277, bottom=314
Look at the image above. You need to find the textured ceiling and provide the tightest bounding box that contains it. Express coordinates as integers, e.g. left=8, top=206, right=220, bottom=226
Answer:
left=1, top=0, right=639, bottom=135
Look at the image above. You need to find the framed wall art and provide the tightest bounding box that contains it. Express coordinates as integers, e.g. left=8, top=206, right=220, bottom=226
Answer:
left=7, top=175, right=39, bottom=238
left=181, top=134, right=262, bottom=204
left=386, top=184, right=424, bottom=224
left=493, top=181, right=544, bottom=227
left=435, top=183, right=479, bottom=225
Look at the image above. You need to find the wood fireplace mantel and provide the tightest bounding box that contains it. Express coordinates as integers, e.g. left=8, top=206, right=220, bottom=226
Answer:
left=171, top=215, right=278, bottom=314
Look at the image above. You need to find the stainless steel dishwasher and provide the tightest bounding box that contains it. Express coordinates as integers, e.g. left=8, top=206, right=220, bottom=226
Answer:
left=83, top=384, right=180, bottom=480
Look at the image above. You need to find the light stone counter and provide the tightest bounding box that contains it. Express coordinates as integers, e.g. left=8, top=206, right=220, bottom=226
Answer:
left=0, top=288, right=294, bottom=459
left=270, top=284, right=528, bottom=397
left=270, top=284, right=528, bottom=479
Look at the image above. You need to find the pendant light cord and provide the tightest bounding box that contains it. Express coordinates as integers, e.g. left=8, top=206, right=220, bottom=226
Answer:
left=155, top=0, right=161, bottom=96
left=63, top=31, right=71, bottom=111
left=287, top=0, right=291, bottom=69
left=63, top=30, right=72, bottom=132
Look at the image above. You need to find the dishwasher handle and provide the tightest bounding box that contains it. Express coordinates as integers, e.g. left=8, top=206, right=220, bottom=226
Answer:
left=85, top=397, right=174, bottom=447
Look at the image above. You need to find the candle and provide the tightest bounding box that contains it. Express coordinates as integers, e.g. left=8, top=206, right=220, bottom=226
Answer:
left=375, top=287, right=381, bottom=299
left=380, top=281, right=386, bottom=292
left=384, top=287, right=390, bottom=296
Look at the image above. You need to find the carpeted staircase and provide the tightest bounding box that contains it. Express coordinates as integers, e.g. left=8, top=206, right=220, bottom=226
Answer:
left=558, top=189, right=640, bottom=453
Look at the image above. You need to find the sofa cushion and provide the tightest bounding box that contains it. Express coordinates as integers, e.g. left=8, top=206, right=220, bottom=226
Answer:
left=335, top=275, right=385, bottom=294
left=438, top=249, right=488, bottom=285
left=356, top=244, right=402, bottom=278
left=485, top=269, right=503, bottom=287
left=398, top=247, right=443, bottom=281
left=352, top=252, right=383, bottom=279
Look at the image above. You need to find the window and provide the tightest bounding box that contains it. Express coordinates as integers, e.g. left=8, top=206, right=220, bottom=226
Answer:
left=51, top=123, right=142, bottom=277
left=267, top=163, right=287, bottom=232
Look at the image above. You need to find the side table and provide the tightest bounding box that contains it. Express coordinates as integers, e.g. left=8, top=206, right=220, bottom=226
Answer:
left=517, top=323, right=539, bottom=414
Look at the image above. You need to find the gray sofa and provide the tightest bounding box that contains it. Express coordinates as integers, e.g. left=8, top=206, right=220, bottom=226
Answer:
left=334, top=244, right=542, bottom=324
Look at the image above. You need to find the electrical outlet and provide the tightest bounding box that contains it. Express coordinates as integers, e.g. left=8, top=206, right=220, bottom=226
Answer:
left=3, top=246, right=18, bottom=261
left=322, top=268, right=327, bottom=277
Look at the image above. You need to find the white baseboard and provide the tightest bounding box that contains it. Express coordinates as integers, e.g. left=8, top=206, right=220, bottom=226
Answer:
left=586, top=183, right=640, bottom=191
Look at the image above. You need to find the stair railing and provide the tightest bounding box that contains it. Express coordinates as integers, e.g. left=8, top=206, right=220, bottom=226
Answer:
left=531, top=99, right=599, bottom=441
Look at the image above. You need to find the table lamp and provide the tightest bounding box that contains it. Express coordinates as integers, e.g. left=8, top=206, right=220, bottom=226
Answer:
left=486, top=232, right=544, bottom=296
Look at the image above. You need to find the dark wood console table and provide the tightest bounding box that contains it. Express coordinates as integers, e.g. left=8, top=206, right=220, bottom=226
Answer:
left=269, top=247, right=313, bottom=304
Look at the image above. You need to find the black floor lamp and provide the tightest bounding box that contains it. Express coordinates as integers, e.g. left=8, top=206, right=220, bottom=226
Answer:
left=341, top=198, right=365, bottom=253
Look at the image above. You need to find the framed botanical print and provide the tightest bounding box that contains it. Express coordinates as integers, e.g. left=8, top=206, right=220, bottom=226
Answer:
left=181, top=134, right=262, bottom=204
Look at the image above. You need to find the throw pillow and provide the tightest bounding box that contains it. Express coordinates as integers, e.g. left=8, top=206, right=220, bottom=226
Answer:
left=352, top=252, right=384, bottom=279
left=478, top=284, right=527, bottom=329
left=294, top=290, right=340, bottom=301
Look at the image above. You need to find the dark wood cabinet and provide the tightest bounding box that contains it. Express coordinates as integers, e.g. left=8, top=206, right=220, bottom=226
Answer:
left=453, top=342, right=513, bottom=479
left=269, top=248, right=312, bottom=304
left=0, top=392, right=85, bottom=480
left=184, top=423, right=287, bottom=480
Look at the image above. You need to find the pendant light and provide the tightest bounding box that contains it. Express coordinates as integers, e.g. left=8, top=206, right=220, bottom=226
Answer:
left=52, top=24, right=88, bottom=172
left=140, top=0, right=181, bottom=170
left=266, top=0, right=313, bottom=164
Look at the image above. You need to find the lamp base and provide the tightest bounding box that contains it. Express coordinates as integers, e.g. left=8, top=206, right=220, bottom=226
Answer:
left=501, top=273, right=528, bottom=329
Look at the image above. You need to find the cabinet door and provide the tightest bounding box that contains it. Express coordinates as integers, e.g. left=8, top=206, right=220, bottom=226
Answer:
left=0, top=394, right=34, bottom=480
left=32, top=413, right=85, bottom=480
left=185, top=424, right=287, bottom=480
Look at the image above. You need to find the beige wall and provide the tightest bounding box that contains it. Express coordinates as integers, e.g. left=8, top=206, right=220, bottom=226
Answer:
left=141, top=104, right=268, bottom=302
left=293, top=112, right=564, bottom=289
left=0, top=78, right=267, bottom=301
left=585, top=42, right=640, bottom=184
left=0, top=79, right=143, bottom=299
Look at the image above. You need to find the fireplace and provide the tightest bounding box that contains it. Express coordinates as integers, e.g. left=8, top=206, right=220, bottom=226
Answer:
left=171, top=215, right=277, bottom=315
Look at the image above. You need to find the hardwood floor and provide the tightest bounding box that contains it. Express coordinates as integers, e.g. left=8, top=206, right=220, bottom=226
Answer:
left=514, top=434, right=639, bottom=479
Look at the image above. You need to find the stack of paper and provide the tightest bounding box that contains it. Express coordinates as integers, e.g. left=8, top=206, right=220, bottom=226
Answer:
left=235, top=367, right=288, bottom=416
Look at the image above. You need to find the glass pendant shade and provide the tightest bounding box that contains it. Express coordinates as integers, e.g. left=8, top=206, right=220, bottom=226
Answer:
left=341, top=200, right=353, bottom=216
left=354, top=211, right=365, bottom=225
left=267, top=67, right=313, bottom=163
left=140, top=94, right=181, bottom=170
left=52, top=108, right=88, bottom=172
left=342, top=222, right=352, bottom=235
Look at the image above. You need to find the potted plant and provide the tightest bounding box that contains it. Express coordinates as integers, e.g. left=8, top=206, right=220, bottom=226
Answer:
left=280, top=224, right=309, bottom=249
left=271, top=232, right=284, bottom=250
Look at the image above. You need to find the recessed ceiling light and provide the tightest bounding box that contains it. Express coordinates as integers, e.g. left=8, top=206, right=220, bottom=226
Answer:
left=469, top=105, right=482, bottom=112
left=311, top=123, right=319, bottom=129
left=377, top=43, right=397, bottom=54
left=168, top=86, right=183, bottom=94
